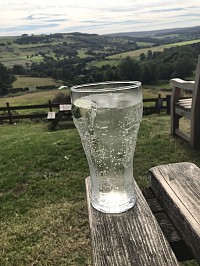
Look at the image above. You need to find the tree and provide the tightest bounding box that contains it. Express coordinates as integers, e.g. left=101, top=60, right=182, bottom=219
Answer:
left=118, top=57, right=142, bottom=81
left=12, top=64, right=26, bottom=75
left=0, top=63, right=16, bottom=95
left=147, top=50, right=153, bottom=60
left=142, top=62, right=159, bottom=83
left=174, top=56, right=195, bottom=78
left=140, top=53, right=146, bottom=61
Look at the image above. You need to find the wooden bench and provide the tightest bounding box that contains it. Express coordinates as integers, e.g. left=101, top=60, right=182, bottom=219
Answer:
left=85, top=178, right=179, bottom=265
left=47, top=104, right=73, bottom=130
left=47, top=111, right=56, bottom=120
left=149, top=162, right=200, bottom=264
left=170, top=55, right=200, bottom=150
left=59, top=104, right=71, bottom=112
left=86, top=162, right=200, bottom=265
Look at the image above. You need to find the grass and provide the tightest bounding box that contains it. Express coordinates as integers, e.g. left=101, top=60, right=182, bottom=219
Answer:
left=13, top=76, right=61, bottom=88
left=77, top=49, right=91, bottom=59
left=0, top=90, right=61, bottom=107
left=0, top=115, right=199, bottom=265
left=106, top=39, right=200, bottom=60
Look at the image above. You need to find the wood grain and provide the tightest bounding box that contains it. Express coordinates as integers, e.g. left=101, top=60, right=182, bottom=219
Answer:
left=86, top=177, right=179, bottom=266
left=170, top=55, right=200, bottom=149
left=149, top=162, right=200, bottom=264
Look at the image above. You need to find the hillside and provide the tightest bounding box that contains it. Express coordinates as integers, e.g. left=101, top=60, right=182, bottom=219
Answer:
left=1, top=25, right=200, bottom=68
left=1, top=26, right=200, bottom=97
left=106, top=25, right=200, bottom=38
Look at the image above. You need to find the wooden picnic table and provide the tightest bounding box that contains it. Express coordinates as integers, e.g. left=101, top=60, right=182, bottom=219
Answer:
left=86, top=162, right=200, bottom=265
left=47, top=104, right=73, bottom=130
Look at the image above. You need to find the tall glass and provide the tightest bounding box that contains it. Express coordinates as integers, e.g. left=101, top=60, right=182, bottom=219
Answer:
left=71, top=81, right=143, bottom=213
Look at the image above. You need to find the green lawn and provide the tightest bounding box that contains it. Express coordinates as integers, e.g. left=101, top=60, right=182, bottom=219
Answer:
left=0, top=115, right=199, bottom=265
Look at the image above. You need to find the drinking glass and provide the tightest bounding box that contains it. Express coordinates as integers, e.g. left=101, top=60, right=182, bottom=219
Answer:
left=71, top=81, right=143, bottom=213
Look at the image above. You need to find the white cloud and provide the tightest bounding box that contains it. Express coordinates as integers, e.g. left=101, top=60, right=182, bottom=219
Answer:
left=0, top=0, right=200, bottom=36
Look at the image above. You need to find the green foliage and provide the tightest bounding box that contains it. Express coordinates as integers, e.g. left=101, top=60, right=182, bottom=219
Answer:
left=52, top=92, right=71, bottom=104
left=0, top=63, right=16, bottom=95
left=1, top=31, right=200, bottom=89
left=118, top=56, right=143, bottom=80
left=12, top=65, right=27, bottom=75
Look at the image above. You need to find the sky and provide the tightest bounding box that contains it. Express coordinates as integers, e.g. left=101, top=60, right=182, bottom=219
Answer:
left=0, top=0, right=200, bottom=36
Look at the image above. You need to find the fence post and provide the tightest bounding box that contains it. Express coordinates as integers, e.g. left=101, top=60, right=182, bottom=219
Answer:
left=166, top=95, right=171, bottom=115
left=48, top=100, right=53, bottom=112
left=6, top=102, right=13, bottom=124
left=156, top=94, right=163, bottom=114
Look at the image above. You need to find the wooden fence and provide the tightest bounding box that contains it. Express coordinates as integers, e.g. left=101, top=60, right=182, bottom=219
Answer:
left=0, top=96, right=171, bottom=124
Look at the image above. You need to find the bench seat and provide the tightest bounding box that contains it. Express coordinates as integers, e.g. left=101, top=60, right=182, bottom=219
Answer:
left=85, top=177, right=179, bottom=266
left=47, top=111, right=56, bottom=120
left=149, top=162, right=200, bottom=264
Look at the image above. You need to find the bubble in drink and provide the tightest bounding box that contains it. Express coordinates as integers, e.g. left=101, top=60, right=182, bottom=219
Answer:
left=72, top=92, right=143, bottom=213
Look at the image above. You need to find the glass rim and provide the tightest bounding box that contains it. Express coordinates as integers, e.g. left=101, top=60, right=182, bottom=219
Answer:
left=70, top=81, right=141, bottom=93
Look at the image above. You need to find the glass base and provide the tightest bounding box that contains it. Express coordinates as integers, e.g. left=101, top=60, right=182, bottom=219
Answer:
left=91, top=198, right=136, bottom=214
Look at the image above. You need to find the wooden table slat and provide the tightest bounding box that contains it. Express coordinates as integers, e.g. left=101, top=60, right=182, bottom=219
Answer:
left=86, top=177, right=179, bottom=266
left=149, top=162, right=200, bottom=264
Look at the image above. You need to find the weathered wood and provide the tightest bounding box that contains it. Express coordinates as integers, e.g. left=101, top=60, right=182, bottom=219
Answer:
left=6, top=102, right=13, bottom=124
left=170, top=55, right=200, bottom=150
left=191, top=55, right=200, bottom=149
left=59, top=104, right=71, bottom=111
left=149, top=162, right=200, bottom=264
left=178, top=100, right=192, bottom=109
left=86, top=177, right=179, bottom=266
left=143, top=187, right=194, bottom=262
left=47, top=111, right=56, bottom=120
left=174, top=107, right=191, bottom=119
left=175, top=129, right=190, bottom=142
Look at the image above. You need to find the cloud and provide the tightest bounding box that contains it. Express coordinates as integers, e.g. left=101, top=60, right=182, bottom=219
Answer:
left=0, top=0, right=200, bottom=36
left=1, top=23, right=59, bottom=33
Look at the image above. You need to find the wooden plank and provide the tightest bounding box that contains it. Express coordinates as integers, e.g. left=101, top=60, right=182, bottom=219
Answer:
left=191, top=55, right=200, bottom=149
left=47, top=111, right=56, bottom=120
left=143, top=188, right=194, bottom=262
left=170, top=78, right=194, bottom=90
left=86, top=177, right=179, bottom=266
left=178, top=100, right=192, bottom=108
left=59, top=104, right=71, bottom=111
left=175, top=129, right=190, bottom=142
left=0, top=103, right=59, bottom=111
left=175, top=107, right=191, bottom=119
left=179, top=98, right=192, bottom=103
left=149, top=162, right=200, bottom=263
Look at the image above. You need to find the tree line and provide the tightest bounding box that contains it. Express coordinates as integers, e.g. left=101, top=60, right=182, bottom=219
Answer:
left=0, top=41, right=200, bottom=96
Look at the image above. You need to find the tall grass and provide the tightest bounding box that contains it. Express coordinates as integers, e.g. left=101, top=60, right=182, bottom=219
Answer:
left=0, top=115, right=199, bottom=265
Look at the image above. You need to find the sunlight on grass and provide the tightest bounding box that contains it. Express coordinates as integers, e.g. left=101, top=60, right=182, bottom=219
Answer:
left=13, top=76, right=62, bottom=88
left=107, top=39, right=200, bottom=60
left=0, top=90, right=60, bottom=106
left=0, top=116, right=199, bottom=265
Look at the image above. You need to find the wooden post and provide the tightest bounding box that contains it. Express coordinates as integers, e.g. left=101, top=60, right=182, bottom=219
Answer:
left=170, top=84, right=181, bottom=136
left=156, top=94, right=163, bottom=114
left=6, top=102, right=13, bottom=124
left=190, top=55, right=200, bottom=150
left=166, top=95, right=171, bottom=115
left=48, top=100, right=53, bottom=112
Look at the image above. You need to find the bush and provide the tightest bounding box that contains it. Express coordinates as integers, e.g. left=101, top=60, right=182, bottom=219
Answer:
left=52, top=92, right=71, bottom=104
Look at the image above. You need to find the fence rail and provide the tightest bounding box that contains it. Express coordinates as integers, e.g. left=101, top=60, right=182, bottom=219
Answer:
left=0, top=96, right=171, bottom=124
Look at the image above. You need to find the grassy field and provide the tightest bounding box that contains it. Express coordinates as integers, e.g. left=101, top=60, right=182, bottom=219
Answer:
left=0, top=84, right=166, bottom=108
left=12, top=76, right=62, bottom=89
left=92, top=38, right=200, bottom=67
left=0, top=115, right=199, bottom=265
left=107, top=39, right=200, bottom=60
left=0, top=90, right=61, bottom=107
